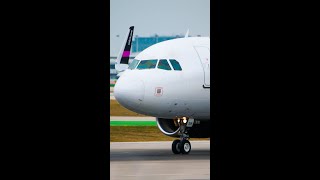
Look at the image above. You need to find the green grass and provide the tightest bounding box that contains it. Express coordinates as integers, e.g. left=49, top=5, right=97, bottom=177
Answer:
left=110, top=126, right=175, bottom=142
left=110, top=126, right=209, bottom=142
left=110, top=121, right=156, bottom=126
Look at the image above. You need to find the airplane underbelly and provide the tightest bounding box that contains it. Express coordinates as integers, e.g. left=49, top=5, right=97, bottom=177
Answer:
left=139, top=97, right=192, bottom=118
left=190, top=99, right=210, bottom=118
left=147, top=98, right=209, bottom=119
left=168, top=99, right=193, bottom=117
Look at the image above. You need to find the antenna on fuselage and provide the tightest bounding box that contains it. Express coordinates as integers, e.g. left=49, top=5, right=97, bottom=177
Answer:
left=115, top=26, right=134, bottom=74
left=184, top=29, right=189, bottom=38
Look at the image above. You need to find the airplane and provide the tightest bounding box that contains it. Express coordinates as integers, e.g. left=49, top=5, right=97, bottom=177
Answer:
left=114, top=26, right=210, bottom=154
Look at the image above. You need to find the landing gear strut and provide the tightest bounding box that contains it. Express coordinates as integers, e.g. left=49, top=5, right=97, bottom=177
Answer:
left=172, top=117, right=193, bottom=154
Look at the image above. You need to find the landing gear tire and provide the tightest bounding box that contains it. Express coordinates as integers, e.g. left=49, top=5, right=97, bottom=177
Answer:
left=172, top=139, right=181, bottom=154
left=180, top=139, right=191, bottom=154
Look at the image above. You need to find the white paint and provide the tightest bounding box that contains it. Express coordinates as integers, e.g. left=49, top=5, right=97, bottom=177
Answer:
left=114, top=37, right=210, bottom=120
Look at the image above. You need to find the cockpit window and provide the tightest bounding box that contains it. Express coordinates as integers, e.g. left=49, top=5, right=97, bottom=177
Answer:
left=136, top=59, right=158, bottom=69
left=157, top=59, right=172, bottom=70
left=128, top=59, right=140, bottom=69
left=169, top=59, right=182, bottom=70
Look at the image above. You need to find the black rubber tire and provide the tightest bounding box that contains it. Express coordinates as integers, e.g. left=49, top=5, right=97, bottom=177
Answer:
left=172, top=139, right=181, bottom=154
left=180, top=139, right=191, bottom=154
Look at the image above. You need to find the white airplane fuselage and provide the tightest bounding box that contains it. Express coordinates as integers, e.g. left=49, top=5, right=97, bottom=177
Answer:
left=114, top=37, right=210, bottom=120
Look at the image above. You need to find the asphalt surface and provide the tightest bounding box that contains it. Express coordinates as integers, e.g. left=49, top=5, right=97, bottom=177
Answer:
left=110, top=141, right=210, bottom=180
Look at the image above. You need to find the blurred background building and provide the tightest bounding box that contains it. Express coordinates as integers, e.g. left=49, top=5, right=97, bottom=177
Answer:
left=131, top=34, right=183, bottom=53
left=110, top=34, right=190, bottom=81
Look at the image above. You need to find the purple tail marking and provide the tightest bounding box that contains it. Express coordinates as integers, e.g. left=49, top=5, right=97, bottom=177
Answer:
left=122, top=51, right=130, bottom=57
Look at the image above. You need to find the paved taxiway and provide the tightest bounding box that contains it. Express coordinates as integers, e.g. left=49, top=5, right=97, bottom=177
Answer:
left=110, top=141, right=210, bottom=180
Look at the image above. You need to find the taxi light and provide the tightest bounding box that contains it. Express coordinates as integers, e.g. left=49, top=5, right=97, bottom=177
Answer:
left=183, top=117, right=187, bottom=123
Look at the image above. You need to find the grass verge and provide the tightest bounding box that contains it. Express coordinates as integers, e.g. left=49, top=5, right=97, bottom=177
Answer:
left=110, top=126, right=209, bottom=142
left=110, top=121, right=156, bottom=126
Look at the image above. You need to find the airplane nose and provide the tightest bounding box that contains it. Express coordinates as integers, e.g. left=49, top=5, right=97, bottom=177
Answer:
left=114, top=76, right=145, bottom=111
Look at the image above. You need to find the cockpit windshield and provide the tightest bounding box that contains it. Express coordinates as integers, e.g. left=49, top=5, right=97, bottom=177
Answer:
left=157, top=59, right=171, bottom=70
left=136, top=59, right=158, bottom=69
left=129, top=59, right=182, bottom=71
left=169, top=59, right=182, bottom=71
left=128, top=59, right=140, bottom=69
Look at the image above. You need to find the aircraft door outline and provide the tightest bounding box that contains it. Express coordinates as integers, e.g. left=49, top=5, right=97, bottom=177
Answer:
left=194, top=46, right=210, bottom=87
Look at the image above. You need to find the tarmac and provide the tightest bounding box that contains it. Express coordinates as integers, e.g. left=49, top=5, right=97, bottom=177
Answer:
left=110, top=141, right=210, bottom=180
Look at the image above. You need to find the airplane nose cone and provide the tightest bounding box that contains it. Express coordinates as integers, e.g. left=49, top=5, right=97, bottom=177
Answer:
left=114, top=76, right=145, bottom=111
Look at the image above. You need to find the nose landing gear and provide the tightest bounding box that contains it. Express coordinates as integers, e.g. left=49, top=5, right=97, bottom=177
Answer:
left=172, top=139, right=191, bottom=154
left=171, top=117, right=193, bottom=154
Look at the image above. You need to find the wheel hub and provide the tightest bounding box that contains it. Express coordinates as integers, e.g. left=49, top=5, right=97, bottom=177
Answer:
left=184, top=143, right=190, bottom=152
